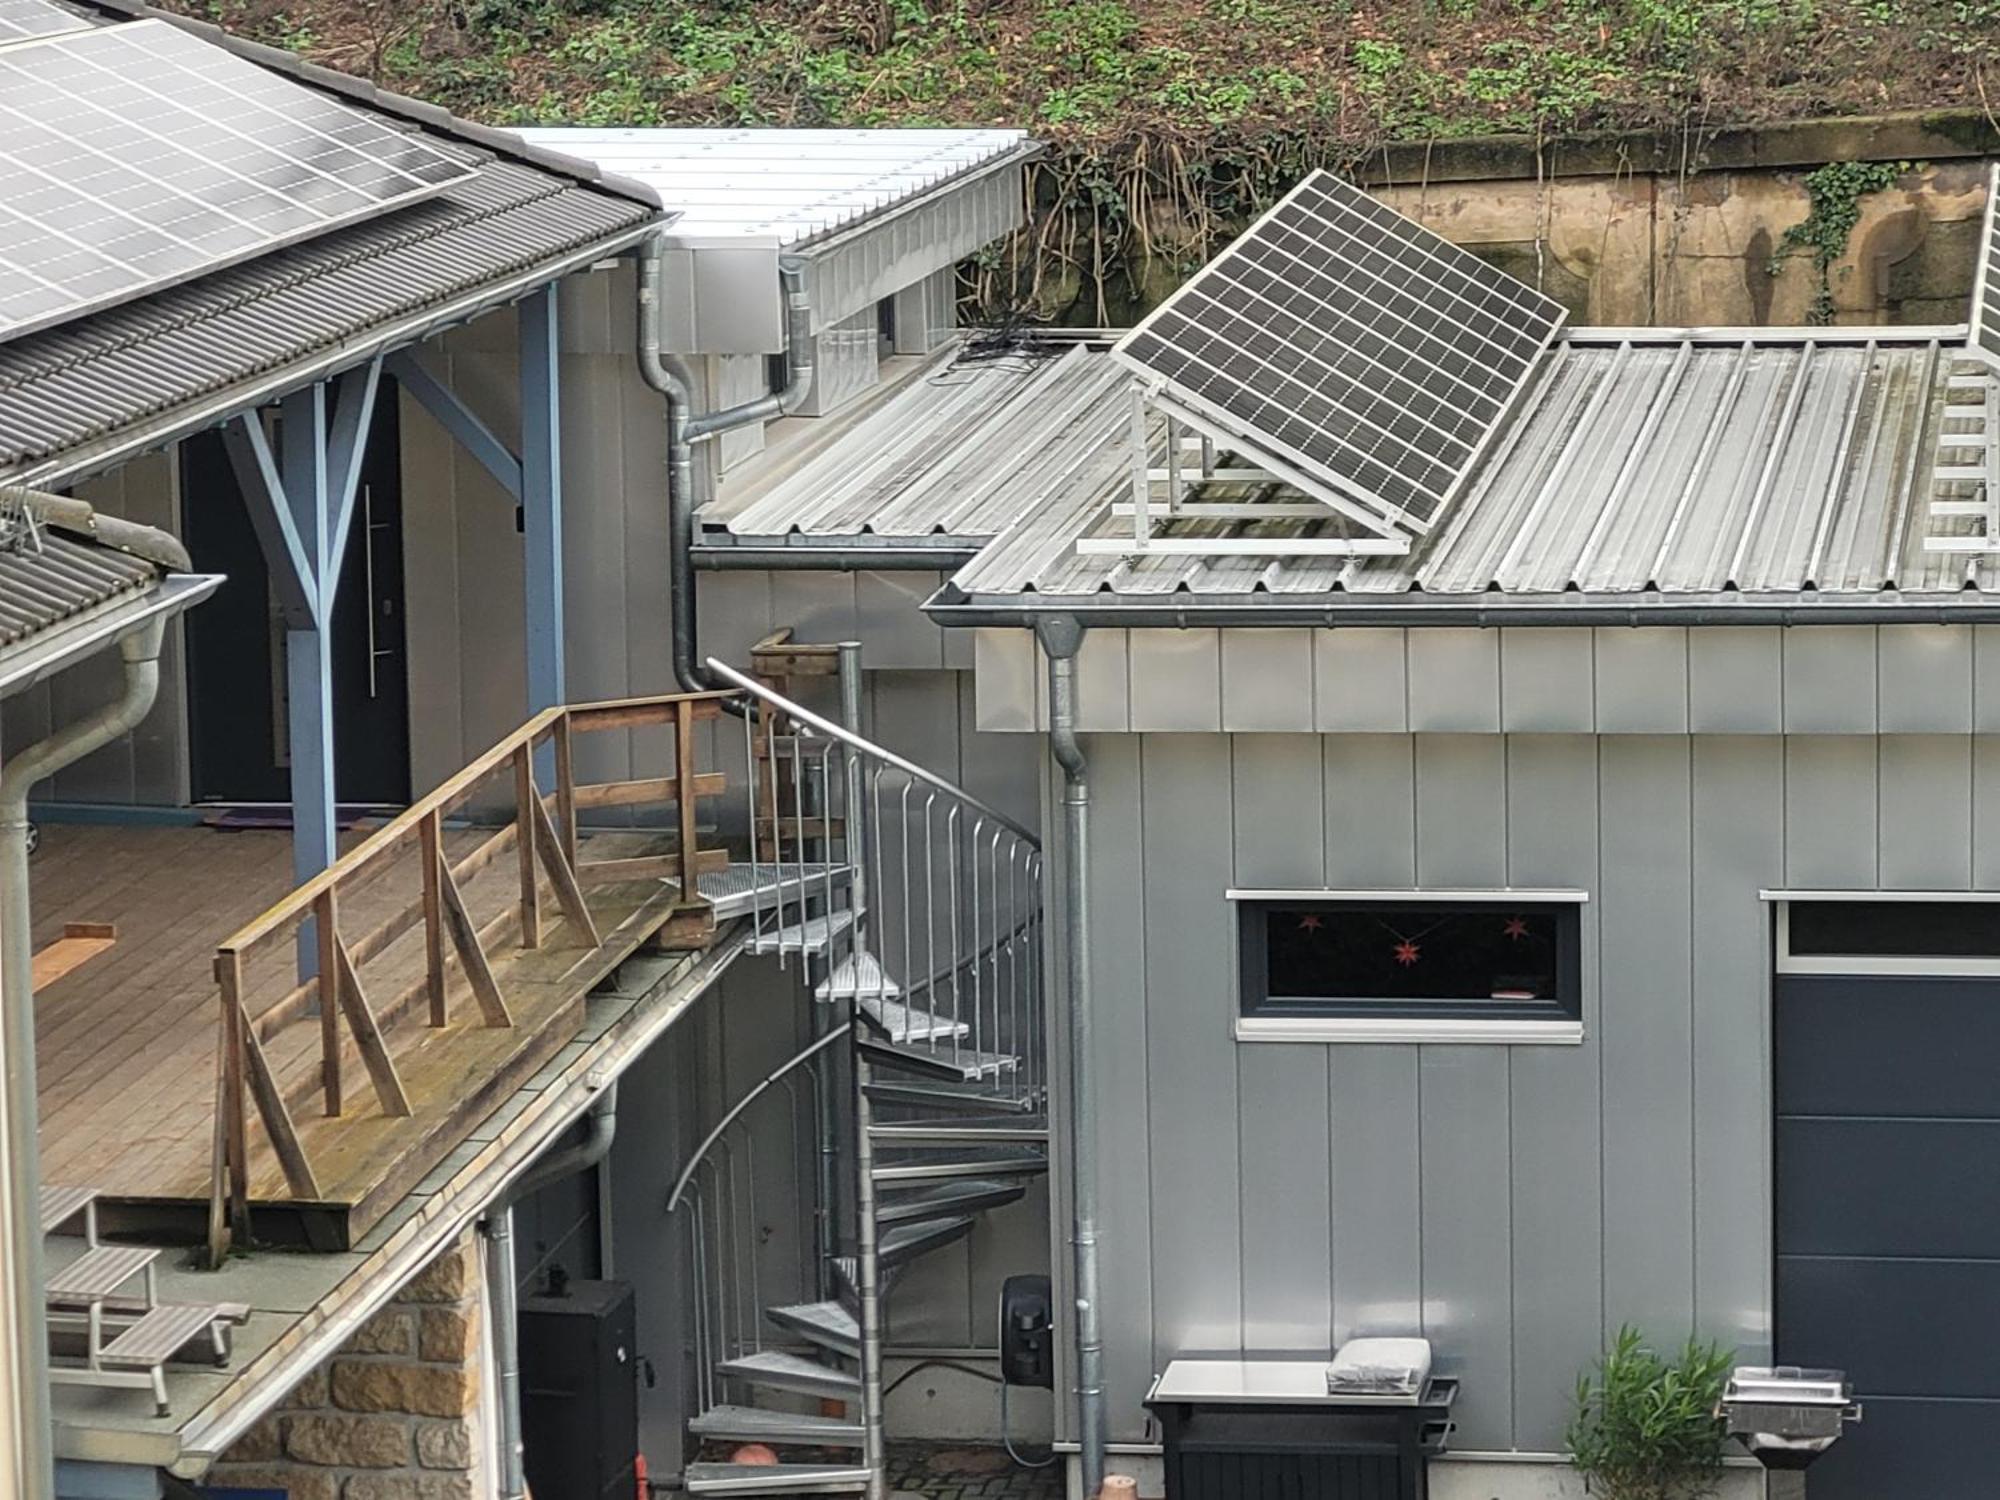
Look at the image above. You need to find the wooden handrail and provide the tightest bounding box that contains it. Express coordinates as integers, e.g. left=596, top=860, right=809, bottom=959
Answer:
left=207, top=687, right=738, bottom=1262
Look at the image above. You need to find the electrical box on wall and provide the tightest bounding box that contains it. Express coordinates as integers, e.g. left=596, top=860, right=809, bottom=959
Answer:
left=1000, top=1274, right=1054, bottom=1389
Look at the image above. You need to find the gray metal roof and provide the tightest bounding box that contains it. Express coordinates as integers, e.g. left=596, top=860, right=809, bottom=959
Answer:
left=703, top=340, right=1130, bottom=552
left=0, top=2, right=664, bottom=482
left=940, top=331, right=2000, bottom=615
left=0, top=523, right=156, bottom=650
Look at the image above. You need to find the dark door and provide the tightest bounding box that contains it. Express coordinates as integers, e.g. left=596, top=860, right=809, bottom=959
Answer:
left=182, top=387, right=410, bottom=808
left=1774, top=971, right=2000, bottom=1497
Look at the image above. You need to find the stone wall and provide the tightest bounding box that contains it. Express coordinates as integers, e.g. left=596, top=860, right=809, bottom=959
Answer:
left=207, top=1234, right=487, bottom=1500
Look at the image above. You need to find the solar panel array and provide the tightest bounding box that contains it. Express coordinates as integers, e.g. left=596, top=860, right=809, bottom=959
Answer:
left=0, top=0, right=88, bottom=42
left=1112, top=170, right=1566, bottom=532
left=0, top=19, right=476, bottom=342
left=1973, top=162, right=2000, bottom=370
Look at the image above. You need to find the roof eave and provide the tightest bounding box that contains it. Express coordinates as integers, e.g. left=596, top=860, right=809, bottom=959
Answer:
left=0, top=573, right=221, bottom=699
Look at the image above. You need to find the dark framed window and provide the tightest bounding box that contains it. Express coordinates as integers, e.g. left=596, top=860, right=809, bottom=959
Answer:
left=1786, top=900, right=2000, bottom=960
left=1237, top=897, right=1583, bottom=1023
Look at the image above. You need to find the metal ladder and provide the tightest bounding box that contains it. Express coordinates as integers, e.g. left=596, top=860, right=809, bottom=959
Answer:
left=672, top=649, right=1047, bottom=1500
left=1924, top=356, right=2000, bottom=554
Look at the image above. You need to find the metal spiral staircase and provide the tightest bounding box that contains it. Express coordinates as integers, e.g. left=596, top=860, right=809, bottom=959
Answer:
left=670, top=647, right=1047, bottom=1500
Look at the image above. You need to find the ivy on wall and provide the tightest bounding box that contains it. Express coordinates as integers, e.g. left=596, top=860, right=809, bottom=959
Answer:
left=1767, top=159, right=1916, bottom=325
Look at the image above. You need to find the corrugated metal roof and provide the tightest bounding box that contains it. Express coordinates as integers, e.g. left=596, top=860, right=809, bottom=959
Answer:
left=945, top=334, right=2000, bottom=607
left=706, top=342, right=1129, bottom=546
left=512, top=128, right=1030, bottom=249
left=0, top=508, right=159, bottom=650
left=0, top=163, right=655, bottom=475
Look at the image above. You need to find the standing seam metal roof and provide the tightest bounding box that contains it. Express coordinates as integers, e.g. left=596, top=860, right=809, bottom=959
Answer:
left=942, top=335, right=1999, bottom=605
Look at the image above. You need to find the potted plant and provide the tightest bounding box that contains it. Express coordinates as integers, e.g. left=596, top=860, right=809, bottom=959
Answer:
left=1567, top=1325, right=1735, bottom=1500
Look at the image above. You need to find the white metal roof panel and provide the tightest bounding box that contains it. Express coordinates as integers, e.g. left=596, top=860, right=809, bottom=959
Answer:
left=510, top=127, right=1028, bottom=249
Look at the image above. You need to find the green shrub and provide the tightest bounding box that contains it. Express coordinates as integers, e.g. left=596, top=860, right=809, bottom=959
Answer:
left=1567, top=1325, right=1734, bottom=1500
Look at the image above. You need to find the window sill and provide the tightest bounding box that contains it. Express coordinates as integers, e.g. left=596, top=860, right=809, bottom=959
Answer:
left=1234, top=1015, right=1585, bottom=1046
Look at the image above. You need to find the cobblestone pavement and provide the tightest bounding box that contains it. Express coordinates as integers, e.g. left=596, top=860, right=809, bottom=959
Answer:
left=886, top=1441, right=1064, bottom=1500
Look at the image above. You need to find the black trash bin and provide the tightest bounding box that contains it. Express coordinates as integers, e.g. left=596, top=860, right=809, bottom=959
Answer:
left=1145, top=1358, right=1455, bottom=1500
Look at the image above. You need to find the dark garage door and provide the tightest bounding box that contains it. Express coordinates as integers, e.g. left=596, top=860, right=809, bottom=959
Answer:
left=1776, top=973, right=2000, bottom=1498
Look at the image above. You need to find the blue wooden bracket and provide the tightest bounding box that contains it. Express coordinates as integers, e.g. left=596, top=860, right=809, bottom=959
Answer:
left=386, top=349, right=525, bottom=502
left=326, top=355, right=384, bottom=578
left=220, top=413, right=318, bottom=630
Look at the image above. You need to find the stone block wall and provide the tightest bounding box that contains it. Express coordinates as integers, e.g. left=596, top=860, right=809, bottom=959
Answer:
left=207, top=1233, right=487, bottom=1500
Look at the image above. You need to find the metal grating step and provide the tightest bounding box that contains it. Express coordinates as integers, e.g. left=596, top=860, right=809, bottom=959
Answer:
left=856, top=994, right=967, bottom=1045
left=877, top=1177, right=1027, bottom=1227
left=870, top=1117, right=1048, bottom=1145
left=688, top=1404, right=863, bottom=1448
left=699, top=863, right=850, bottom=920
left=857, top=1036, right=1017, bottom=1083
left=765, top=1300, right=858, bottom=1358
left=684, top=1463, right=872, bottom=1496
left=750, top=908, right=856, bottom=957
left=817, top=950, right=902, bottom=1003
left=872, top=1149, right=1049, bottom=1185
left=864, top=1080, right=1043, bottom=1115
left=718, top=1349, right=860, bottom=1403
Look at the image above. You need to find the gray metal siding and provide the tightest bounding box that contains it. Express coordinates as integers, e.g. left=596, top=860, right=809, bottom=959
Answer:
left=1058, top=726, right=2000, bottom=1453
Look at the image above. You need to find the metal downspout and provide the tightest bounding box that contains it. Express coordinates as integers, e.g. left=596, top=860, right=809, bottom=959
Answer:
left=1, top=616, right=168, bottom=1500
left=1036, top=615, right=1104, bottom=1500
left=483, top=1208, right=525, bottom=1500
left=634, top=232, right=816, bottom=694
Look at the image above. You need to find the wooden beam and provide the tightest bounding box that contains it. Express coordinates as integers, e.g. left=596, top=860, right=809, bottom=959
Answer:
left=216, top=955, right=252, bottom=1245
left=514, top=746, right=543, bottom=951
left=528, top=789, right=602, bottom=947
left=420, top=811, right=446, bottom=1028
left=576, top=848, right=730, bottom=886
left=676, top=698, right=702, bottom=902
left=31, top=923, right=116, bottom=992
left=571, top=772, right=728, bottom=811
left=436, top=848, right=512, bottom=1028
left=315, top=890, right=341, bottom=1116
left=240, top=1011, right=322, bottom=1200
left=553, top=716, right=578, bottom=872
left=333, top=935, right=412, bottom=1118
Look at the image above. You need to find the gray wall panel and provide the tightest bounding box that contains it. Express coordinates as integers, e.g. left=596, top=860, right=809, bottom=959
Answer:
left=1221, top=629, right=1314, bottom=732
left=1878, top=625, right=1972, bottom=733
left=1229, top=736, right=1332, bottom=1355
left=1690, top=736, right=1781, bottom=1364
left=1141, top=735, right=1241, bottom=1363
left=1129, top=631, right=1221, bottom=732
left=1598, top=737, right=1695, bottom=1341
left=1594, top=628, right=1688, bottom=733
left=1501, top=629, right=1595, bottom=733
left=1689, top=627, right=1783, bottom=734
left=1784, top=737, right=1878, bottom=887
left=1314, top=630, right=1408, bottom=733
left=1877, top=735, right=1972, bottom=890
left=1782, top=626, right=1877, bottom=733
left=1079, top=735, right=1155, bottom=1439
left=1504, top=735, right=1605, bottom=1449
left=1076, top=630, right=1130, bottom=733
left=1406, top=629, right=1500, bottom=732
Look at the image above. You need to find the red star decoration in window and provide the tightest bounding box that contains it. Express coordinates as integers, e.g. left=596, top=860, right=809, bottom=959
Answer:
left=1503, top=916, right=1530, bottom=941
left=1298, top=914, right=1322, bottom=932
left=1393, top=939, right=1421, bottom=967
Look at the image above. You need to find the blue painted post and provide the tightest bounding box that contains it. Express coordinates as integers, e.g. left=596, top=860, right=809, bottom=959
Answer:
left=282, top=385, right=336, bottom=976
left=520, top=287, right=564, bottom=786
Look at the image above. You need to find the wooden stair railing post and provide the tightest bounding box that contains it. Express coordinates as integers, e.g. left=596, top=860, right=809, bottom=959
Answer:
left=332, top=934, right=412, bottom=1117
left=216, top=952, right=251, bottom=1250
left=675, top=697, right=701, bottom=904
left=437, top=843, right=514, bottom=1028
left=514, top=745, right=543, bottom=950
left=553, top=715, right=578, bottom=872
left=420, top=809, right=446, bottom=1027
left=528, top=792, right=602, bottom=947
left=315, top=890, right=341, bottom=1117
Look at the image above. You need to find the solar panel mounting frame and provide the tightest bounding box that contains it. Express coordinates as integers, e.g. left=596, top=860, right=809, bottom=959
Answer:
left=1102, top=169, right=1567, bottom=558
left=1969, top=160, right=2000, bottom=373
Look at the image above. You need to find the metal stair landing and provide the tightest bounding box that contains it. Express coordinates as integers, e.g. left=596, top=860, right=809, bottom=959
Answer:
left=856, top=1036, right=1018, bottom=1083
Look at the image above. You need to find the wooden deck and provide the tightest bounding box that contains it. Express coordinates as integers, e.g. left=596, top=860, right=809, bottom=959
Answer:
left=31, top=822, right=702, bottom=1249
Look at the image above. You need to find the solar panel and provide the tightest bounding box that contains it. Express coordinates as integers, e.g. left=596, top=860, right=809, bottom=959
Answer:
left=1971, top=162, right=2000, bottom=371
left=0, top=0, right=89, bottom=42
left=0, top=19, right=476, bottom=343
left=1112, top=170, right=1567, bottom=533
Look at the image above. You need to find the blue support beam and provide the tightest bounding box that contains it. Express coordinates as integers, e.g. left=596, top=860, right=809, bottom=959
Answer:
left=519, top=286, right=565, bottom=715
left=280, top=386, right=336, bottom=980
left=386, top=349, right=525, bottom=501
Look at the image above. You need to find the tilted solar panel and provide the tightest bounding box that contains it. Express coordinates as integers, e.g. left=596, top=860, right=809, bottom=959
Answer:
left=1972, top=162, right=2000, bottom=371
left=0, top=0, right=89, bottom=42
left=1112, top=170, right=1566, bottom=533
left=0, top=19, right=476, bottom=343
